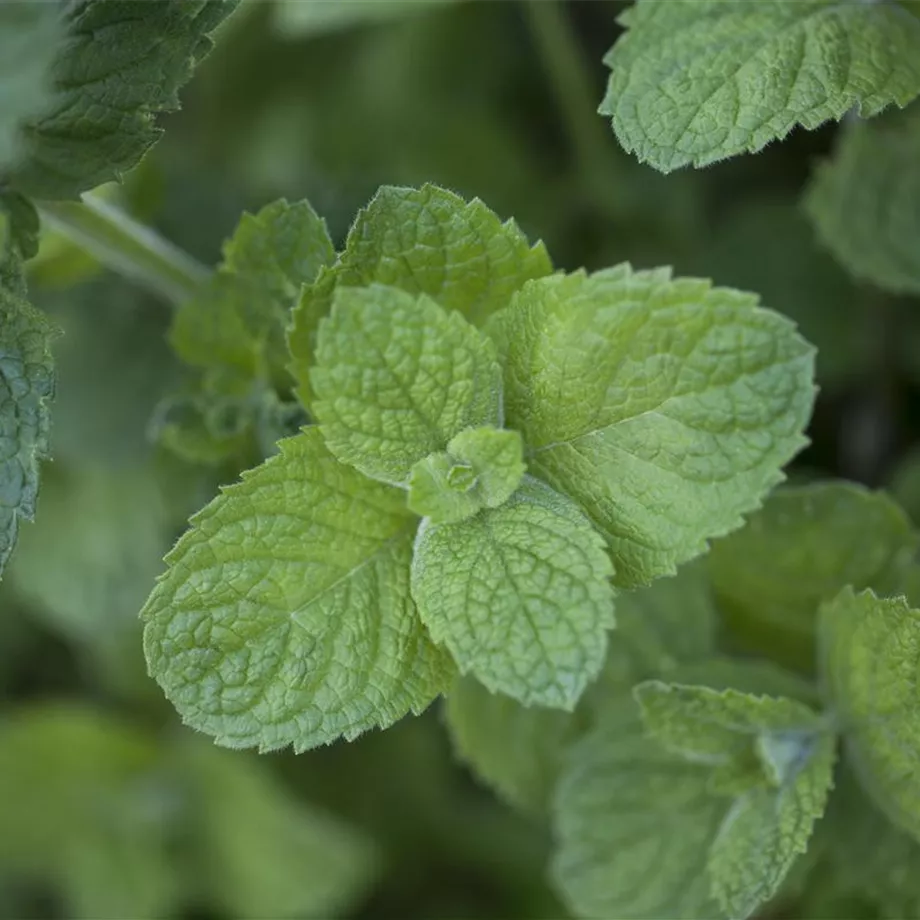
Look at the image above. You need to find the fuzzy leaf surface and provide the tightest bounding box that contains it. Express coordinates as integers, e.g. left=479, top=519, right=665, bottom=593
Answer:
left=411, top=477, right=614, bottom=709
left=142, top=427, right=454, bottom=753
left=806, top=104, right=920, bottom=295
left=12, top=0, right=239, bottom=199
left=819, top=587, right=920, bottom=841
left=311, top=284, right=502, bottom=485
left=601, top=0, right=920, bottom=172
left=288, top=183, right=551, bottom=409
left=489, top=265, right=815, bottom=588
left=709, top=483, right=917, bottom=672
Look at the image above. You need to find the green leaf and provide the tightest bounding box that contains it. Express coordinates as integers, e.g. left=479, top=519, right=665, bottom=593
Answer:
left=635, top=682, right=826, bottom=791
left=174, top=738, right=378, bottom=920
left=489, top=265, right=815, bottom=588
left=408, top=426, right=525, bottom=523
left=0, top=189, right=40, bottom=263
left=272, top=0, right=456, bottom=36
left=142, top=427, right=455, bottom=752
left=311, top=283, right=503, bottom=485
left=171, top=198, right=334, bottom=385
left=707, top=730, right=836, bottom=919
left=0, top=2, right=61, bottom=172
left=709, top=483, right=917, bottom=672
left=0, top=705, right=178, bottom=920
left=601, top=0, right=920, bottom=173
left=288, top=183, right=552, bottom=409
left=0, top=264, right=55, bottom=576
left=552, top=700, right=725, bottom=920
left=819, top=587, right=920, bottom=841
left=806, top=104, right=920, bottom=295
left=12, top=0, right=239, bottom=199
left=411, top=476, right=614, bottom=709
left=443, top=675, right=581, bottom=814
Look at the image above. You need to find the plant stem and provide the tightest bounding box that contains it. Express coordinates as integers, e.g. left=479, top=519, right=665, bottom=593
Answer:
left=523, top=0, right=615, bottom=185
left=37, top=196, right=210, bottom=305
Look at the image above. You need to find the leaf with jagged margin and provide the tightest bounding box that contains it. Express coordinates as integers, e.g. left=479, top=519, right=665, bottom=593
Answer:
left=412, top=477, right=614, bottom=709
left=601, top=0, right=920, bottom=173
left=806, top=104, right=920, bottom=295
left=142, top=427, right=455, bottom=753
left=174, top=737, right=378, bottom=920
left=443, top=675, right=583, bottom=814
left=11, top=0, right=239, bottom=200
left=552, top=698, right=726, bottom=920
left=0, top=705, right=179, bottom=920
left=819, top=587, right=920, bottom=842
left=311, top=283, right=502, bottom=486
left=171, top=198, right=334, bottom=385
left=0, top=259, right=55, bottom=577
left=707, top=728, right=836, bottom=920
left=408, top=427, right=525, bottom=523
left=288, top=184, right=552, bottom=410
left=820, top=765, right=920, bottom=920
left=709, top=483, right=917, bottom=673
left=487, top=265, right=815, bottom=588
left=0, top=3, right=60, bottom=171
left=635, top=682, right=827, bottom=793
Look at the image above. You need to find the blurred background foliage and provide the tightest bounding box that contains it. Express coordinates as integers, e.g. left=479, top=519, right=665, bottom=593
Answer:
left=3, top=1, right=920, bottom=918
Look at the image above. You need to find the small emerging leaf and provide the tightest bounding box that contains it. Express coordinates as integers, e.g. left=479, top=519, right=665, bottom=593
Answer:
left=602, top=0, right=920, bottom=172
left=311, top=284, right=502, bottom=485
left=411, top=477, right=614, bottom=709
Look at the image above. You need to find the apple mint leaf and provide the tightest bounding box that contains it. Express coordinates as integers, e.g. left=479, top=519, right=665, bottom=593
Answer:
left=311, top=284, right=502, bottom=486
left=411, top=477, right=614, bottom=709
left=601, top=0, right=920, bottom=173
left=171, top=198, right=334, bottom=384
left=288, top=183, right=552, bottom=410
left=175, top=738, right=378, bottom=920
left=819, top=586, right=920, bottom=841
left=408, top=427, right=525, bottom=523
left=142, top=427, right=454, bottom=752
left=709, top=483, right=917, bottom=672
left=806, top=104, right=920, bottom=296
left=0, top=2, right=61, bottom=172
left=707, top=730, right=836, bottom=919
left=488, top=265, right=815, bottom=588
left=443, top=675, right=581, bottom=814
left=11, top=1, right=239, bottom=199
left=552, top=700, right=725, bottom=920
left=0, top=260, right=55, bottom=576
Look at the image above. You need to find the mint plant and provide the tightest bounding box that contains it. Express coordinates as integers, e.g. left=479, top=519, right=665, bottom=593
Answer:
left=5, top=1, right=920, bottom=918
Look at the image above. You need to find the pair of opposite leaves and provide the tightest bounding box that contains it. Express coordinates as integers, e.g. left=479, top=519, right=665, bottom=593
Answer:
left=141, top=184, right=815, bottom=753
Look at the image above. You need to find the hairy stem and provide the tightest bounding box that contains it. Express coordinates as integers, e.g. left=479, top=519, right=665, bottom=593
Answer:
left=37, top=196, right=210, bottom=304
left=523, top=0, right=614, bottom=184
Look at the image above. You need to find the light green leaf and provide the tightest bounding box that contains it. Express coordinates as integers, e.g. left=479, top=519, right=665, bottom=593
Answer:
left=552, top=700, right=725, bottom=920
left=708, top=730, right=836, bottom=919
left=273, top=0, right=456, bottom=36
left=0, top=264, right=55, bottom=576
left=601, top=0, right=920, bottom=173
left=171, top=198, right=334, bottom=385
left=806, top=104, right=920, bottom=295
left=12, top=0, right=239, bottom=199
left=408, top=426, right=525, bottom=523
left=0, top=3, right=61, bottom=171
left=411, top=476, right=614, bottom=709
left=489, top=265, right=815, bottom=588
left=175, top=738, right=378, bottom=920
left=311, top=283, right=503, bottom=485
left=709, top=483, right=917, bottom=672
left=443, top=675, right=581, bottom=814
left=635, top=682, right=825, bottom=791
left=288, top=183, right=552, bottom=409
left=142, top=427, right=454, bottom=752
left=0, top=705, right=178, bottom=920
left=819, top=587, right=920, bottom=841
